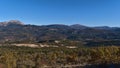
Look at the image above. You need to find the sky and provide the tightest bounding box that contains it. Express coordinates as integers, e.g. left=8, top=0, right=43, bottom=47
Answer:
left=0, top=0, right=120, bottom=26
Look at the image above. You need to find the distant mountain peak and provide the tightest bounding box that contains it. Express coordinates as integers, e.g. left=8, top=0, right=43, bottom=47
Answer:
left=70, top=24, right=88, bottom=29
left=7, top=20, right=24, bottom=25
left=0, top=20, right=24, bottom=26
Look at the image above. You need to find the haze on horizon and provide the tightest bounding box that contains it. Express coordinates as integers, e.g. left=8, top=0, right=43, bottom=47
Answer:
left=0, top=0, right=120, bottom=27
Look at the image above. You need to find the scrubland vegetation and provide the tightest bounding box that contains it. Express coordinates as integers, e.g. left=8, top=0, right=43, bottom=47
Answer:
left=0, top=46, right=120, bottom=68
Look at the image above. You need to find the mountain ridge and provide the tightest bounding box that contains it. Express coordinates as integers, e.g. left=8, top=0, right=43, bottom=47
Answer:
left=0, top=20, right=120, bottom=43
left=0, top=20, right=119, bottom=28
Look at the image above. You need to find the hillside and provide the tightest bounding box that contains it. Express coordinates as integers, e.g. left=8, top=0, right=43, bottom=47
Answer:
left=0, top=20, right=120, bottom=44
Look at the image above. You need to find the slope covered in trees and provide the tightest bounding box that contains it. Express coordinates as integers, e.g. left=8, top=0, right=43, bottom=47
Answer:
left=0, top=20, right=120, bottom=45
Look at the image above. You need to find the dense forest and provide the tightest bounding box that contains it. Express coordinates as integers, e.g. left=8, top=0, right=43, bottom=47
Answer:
left=0, top=46, right=120, bottom=68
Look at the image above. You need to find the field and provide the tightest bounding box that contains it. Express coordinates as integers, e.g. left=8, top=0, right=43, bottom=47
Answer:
left=0, top=45, right=120, bottom=68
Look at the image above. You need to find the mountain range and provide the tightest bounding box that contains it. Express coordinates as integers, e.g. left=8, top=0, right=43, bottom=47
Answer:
left=0, top=20, right=120, bottom=43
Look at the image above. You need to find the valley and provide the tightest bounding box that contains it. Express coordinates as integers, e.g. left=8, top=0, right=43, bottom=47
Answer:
left=0, top=20, right=120, bottom=68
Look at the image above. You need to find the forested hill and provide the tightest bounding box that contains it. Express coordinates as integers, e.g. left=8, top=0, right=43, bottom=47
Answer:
left=0, top=20, right=120, bottom=43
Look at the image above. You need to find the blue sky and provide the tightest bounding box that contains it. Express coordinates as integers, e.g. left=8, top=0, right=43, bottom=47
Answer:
left=0, top=0, right=120, bottom=26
